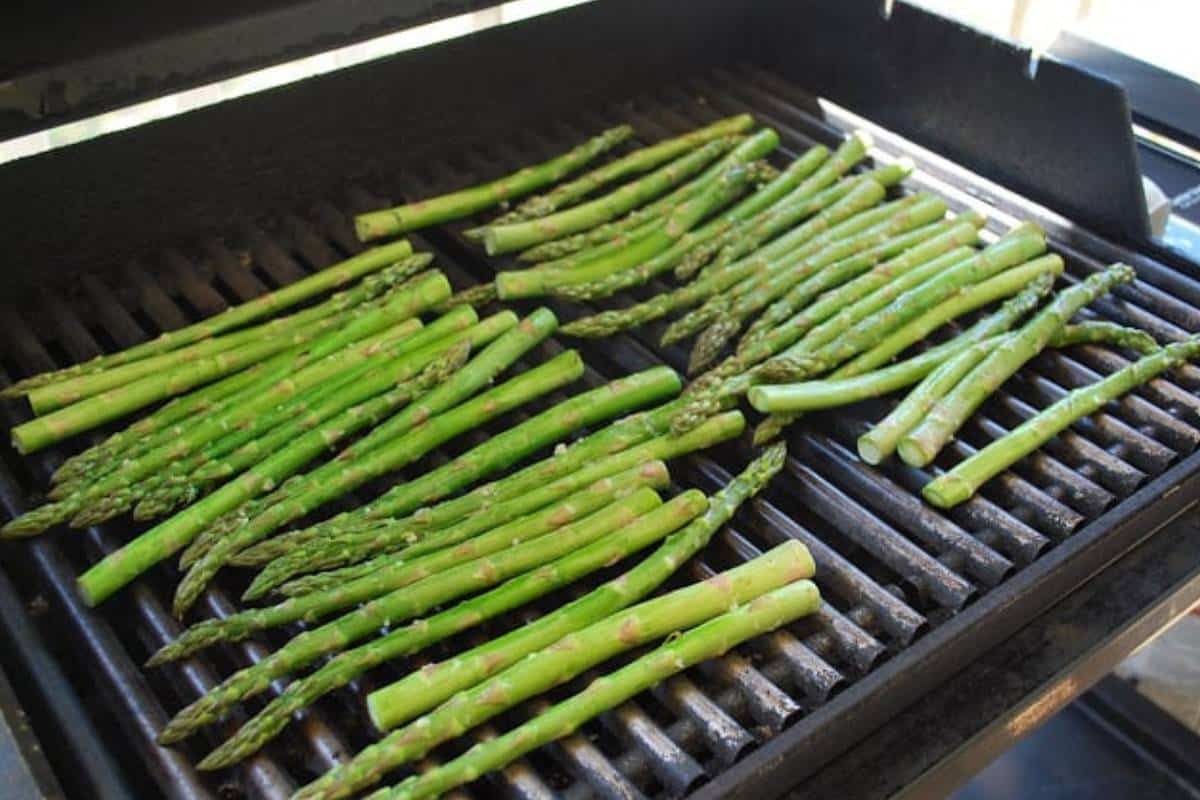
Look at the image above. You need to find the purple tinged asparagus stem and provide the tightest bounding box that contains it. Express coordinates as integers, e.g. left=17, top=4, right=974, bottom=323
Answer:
left=292, top=537, right=813, bottom=800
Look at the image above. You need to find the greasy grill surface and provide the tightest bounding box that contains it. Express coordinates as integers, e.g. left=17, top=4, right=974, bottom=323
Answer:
left=2, top=65, right=1199, bottom=799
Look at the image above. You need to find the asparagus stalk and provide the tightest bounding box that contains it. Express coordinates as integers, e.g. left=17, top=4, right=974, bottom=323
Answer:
left=156, top=488, right=676, bottom=743
left=74, top=320, right=439, bottom=527
left=3, top=316, right=447, bottom=537
left=767, top=225, right=1049, bottom=379
left=2, top=241, right=415, bottom=397
left=122, top=308, right=480, bottom=522
left=899, top=263, right=1136, bottom=467
left=1052, top=321, right=1160, bottom=354
left=827, top=259, right=1060, bottom=376
left=369, top=577, right=821, bottom=800
left=296, top=538, right=813, bottom=800
left=59, top=316, right=514, bottom=603
left=195, top=470, right=705, bottom=767
left=482, top=137, right=737, bottom=255
left=495, top=163, right=754, bottom=299
left=63, top=343, right=460, bottom=607
left=684, top=200, right=969, bottom=373
left=490, top=115, right=755, bottom=224
left=26, top=254, right=436, bottom=414
left=238, top=365, right=685, bottom=600
left=750, top=257, right=1065, bottom=444
left=251, top=408, right=743, bottom=596
left=160, top=413, right=742, bottom=664
left=858, top=338, right=997, bottom=464
left=556, top=150, right=893, bottom=304
left=368, top=442, right=787, bottom=730
left=737, top=274, right=1055, bottom=419
left=561, top=177, right=889, bottom=338
left=923, top=335, right=1200, bottom=507
left=226, top=393, right=695, bottom=569
left=49, top=284, right=448, bottom=492
left=519, top=136, right=814, bottom=264
left=156, top=463, right=669, bottom=667
left=355, top=126, right=632, bottom=241
left=194, top=487, right=709, bottom=770
left=672, top=140, right=879, bottom=282
left=10, top=272, right=452, bottom=454
left=167, top=314, right=569, bottom=615
left=661, top=188, right=925, bottom=349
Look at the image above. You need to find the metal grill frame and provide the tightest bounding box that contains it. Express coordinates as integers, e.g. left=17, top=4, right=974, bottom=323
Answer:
left=1, top=9, right=1199, bottom=799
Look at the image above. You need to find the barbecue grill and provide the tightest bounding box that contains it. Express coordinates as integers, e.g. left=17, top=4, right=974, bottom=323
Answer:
left=2, top=1, right=1199, bottom=798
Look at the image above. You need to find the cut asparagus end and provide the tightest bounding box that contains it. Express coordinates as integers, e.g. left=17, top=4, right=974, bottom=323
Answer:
left=922, top=473, right=974, bottom=508
left=897, top=437, right=937, bottom=468
left=856, top=434, right=888, bottom=466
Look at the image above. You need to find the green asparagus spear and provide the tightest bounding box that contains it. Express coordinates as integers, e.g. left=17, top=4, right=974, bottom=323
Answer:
left=923, top=335, right=1200, bottom=507
left=1051, top=321, right=1160, bottom=354
left=62, top=342, right=461, bottom=606
left=26, top=254, right=436, bottom=414
left=684, top=200, right=968, bottom=372
left=494, top=163, right=753, bottom=299
left=368, top=442, right=787, bottom=730
left=238, top=366, right=684, bottom=600
left=296, top=538, right=813, bottom=800
left=767, top=225, right=1049, bottom=380
left=3, top=241, right=415, bottom=397
left=490, top=115, right=754, bottom=224
left=858, top=338, right=997, bottom=464
left=225, top=393, right=693, bottom=570
left=156, top=463, right=669, bottom=665
left=561, top=178, right=889, bottom=338
left=10, top=272, right=451, bottom=454
left=356, top=126, right=632, bottom=241
left=749, top=259, right=1064, bottom=444
left=51, top=254, right=441, bottom=487
left=4, top=316, right=444, bottom=537
left=899, top=263, right=1135, bottom=467
left=194, top=486, right=709, bottom=769
left=79, top=321, right=454, bottom=527
left=156, top=488, right=673, bottom=743
left=737, top=274, right=1056, bottom=417
left=251, top=408, right=742, bottom=595
left=167, top=314, right=568, bottom=615
left=517, top=129, right=789, bottom=263
left=60, top=316, right=515, bottom=603
left=482, top=137, right=737, bottom=255
left=368, top=577, right=820, bottom=800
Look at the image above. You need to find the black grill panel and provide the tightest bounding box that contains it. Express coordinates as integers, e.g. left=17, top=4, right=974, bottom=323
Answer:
left=0, top=65, right=1198, bottom=800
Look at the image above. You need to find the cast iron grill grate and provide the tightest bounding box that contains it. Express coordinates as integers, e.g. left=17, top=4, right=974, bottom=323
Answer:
left=1, top=65, right=1199, bottom=800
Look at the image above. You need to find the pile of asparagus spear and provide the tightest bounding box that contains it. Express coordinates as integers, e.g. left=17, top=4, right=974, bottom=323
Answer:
left=360, top=115, right=1198, bottom=508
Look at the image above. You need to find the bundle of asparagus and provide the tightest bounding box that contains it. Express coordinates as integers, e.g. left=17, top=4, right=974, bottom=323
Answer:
left=293, top=535, right=817, bottom=800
